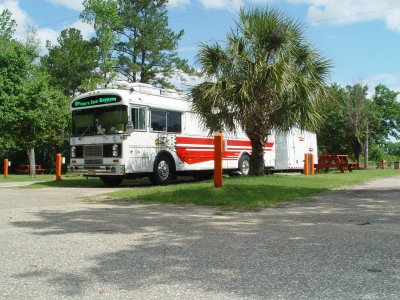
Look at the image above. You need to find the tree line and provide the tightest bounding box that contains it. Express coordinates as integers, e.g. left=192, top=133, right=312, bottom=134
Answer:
left=318, top=83, right=400, bottom=167
left=1, top=4, right=399, bottom=176
left=0, top=0, right=190, bottom=175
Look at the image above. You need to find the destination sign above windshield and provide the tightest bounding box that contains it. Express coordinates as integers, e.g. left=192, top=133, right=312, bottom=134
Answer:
left=71, top=95, right=122, bottom=108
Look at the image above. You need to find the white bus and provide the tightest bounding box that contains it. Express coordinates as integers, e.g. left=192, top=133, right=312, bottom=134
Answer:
left=68, top=81, right=275, bottom=186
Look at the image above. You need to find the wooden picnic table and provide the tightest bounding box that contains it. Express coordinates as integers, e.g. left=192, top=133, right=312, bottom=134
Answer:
left=314, top=154, right=357, bottom=173
left=15, top=164, right=46, bottom=174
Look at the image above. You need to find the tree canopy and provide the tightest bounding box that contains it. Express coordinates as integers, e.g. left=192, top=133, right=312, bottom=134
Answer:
left=0, top=9, right=16, bottom=40
left=317, top=83, right=400, bottom=166
left=80, top=0, right=118, bottom=86
left=0, top=12, right=69, bottom=175
left=41, top=28, right=99, bottom=97
left=191, top=7, right=332, bottom=175
left=81, top=0, right=189, bottom=87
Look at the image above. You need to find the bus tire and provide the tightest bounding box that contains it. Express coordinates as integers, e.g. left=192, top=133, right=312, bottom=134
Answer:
left=238, top=154, right=250, bottom=176
left=150, top=154, right=173, bottom=185
left=101, top=176, right=124, bottom=187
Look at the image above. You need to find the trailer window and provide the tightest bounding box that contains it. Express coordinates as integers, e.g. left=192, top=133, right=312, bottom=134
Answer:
left=151, top=110, right=181, bottom=133
left=131, top=107, right=146, bottom=130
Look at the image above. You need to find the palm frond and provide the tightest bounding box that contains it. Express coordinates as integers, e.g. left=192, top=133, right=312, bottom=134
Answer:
left=191, top=6, right=332, bottom=152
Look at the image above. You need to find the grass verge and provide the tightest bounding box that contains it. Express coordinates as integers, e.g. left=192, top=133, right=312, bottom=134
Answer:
left=106, top=169, right=399, bottom=210
left=17, top=175, right=151, bottom=189
left=4, top=169, right=398, bottom=210
left=0, top=174, right=55, bottom=183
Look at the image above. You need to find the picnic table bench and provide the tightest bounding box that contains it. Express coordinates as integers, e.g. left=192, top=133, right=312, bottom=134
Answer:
left=15, top=164, right=46, bottom=174
left=314, top=154, right=357, bottom=173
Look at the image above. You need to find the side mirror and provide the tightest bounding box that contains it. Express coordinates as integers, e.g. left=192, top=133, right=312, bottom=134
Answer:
left=126, top=121, right=134, bottom=133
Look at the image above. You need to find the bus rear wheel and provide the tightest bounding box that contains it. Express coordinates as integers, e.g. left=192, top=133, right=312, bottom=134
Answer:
left=100, top=176, right=124, bottom=187
left=150, top=154, right=173, bottom=185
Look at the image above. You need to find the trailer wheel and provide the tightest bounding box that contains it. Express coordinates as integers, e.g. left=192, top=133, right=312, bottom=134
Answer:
left=238, top=154, right=250, bottom=176
left=100, top=176, right=124, bottom=187
left=150, top=154, right=173, bottom=185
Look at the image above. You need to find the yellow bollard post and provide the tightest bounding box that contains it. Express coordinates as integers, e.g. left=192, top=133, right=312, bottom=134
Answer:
left=214, top=133, right=223, bottom=188
left=304, top=153, right=309, bottom=176
left=56, top=153, right=62, bottom=181
left=4, top=159, right=8, bottom=178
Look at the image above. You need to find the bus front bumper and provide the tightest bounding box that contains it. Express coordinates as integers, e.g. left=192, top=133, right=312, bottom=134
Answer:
left=68, top=164, right=125, bottom=176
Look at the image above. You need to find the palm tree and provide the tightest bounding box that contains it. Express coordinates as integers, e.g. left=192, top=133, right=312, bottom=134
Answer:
left=191, top=7, right=332, bottom=175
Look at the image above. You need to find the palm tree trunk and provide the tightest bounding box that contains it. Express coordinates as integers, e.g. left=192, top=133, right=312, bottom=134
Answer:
left=249, top=137, right=265, bottom=176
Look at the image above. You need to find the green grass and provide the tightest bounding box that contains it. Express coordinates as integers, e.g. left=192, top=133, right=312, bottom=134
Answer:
left=3, top=169, right=399, bottom=210
left=106, top=169, right=400, bottom=210
left=0, top=174, right=106, bottom=188
left=0, top=174, right=55, bottom=183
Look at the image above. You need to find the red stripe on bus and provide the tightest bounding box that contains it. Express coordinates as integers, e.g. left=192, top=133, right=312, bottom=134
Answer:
left=227, top=140, right=251, bottom=147
left=176, top=149, right=241, bottom=165
left=176, top=136, right=214, bottom=145
left=175, top=136, right=274, bottom=165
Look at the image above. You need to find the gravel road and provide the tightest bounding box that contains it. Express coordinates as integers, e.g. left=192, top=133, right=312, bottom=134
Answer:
left=1, top=176, right=399, bottom=299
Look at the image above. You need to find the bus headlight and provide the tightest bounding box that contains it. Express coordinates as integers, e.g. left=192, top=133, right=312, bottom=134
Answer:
left=112, top=144, right=118, bottom=157
left=71, top=146, right=76, bottom=158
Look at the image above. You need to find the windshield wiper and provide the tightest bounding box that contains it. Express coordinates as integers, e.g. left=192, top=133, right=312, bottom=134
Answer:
left=97, top=125, right=109, bottom=139
left=78, top=126, right=90, bottom=140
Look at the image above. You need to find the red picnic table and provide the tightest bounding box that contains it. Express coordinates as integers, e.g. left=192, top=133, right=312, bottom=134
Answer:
left=314, top=154, right=358, bottom=173
left=15, top=164, right=46, bottom=174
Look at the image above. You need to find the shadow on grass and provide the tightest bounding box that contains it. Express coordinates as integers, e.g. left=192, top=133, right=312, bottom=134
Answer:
left=23, top=177, right=198, bottom=189
left=22, top=178, right=106, bottom=188
left=109, top=184, right=327, bottom=210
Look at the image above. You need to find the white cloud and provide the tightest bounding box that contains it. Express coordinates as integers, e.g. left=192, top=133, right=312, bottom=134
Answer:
left=168, top=0, right=191, bottom=7
left=198, top=0, right=244, bottom=10
left=287, top=0, right=400, bottom=31
left=35, top=21, right=94, bottom=52
left=69, top=20, right=94, bottom=40
left=45, top=0, right=83, bottom=11
left=36, top=27, right=59, bottom=49
left=167, top=70, right=206, bottom=92
left=0, top=0, right=94, bottom=52
left=360, top=73, right=400, bottom=99
left=0, top=0, right=32, bottom=38
left=194, top=0, right=271, bottom=11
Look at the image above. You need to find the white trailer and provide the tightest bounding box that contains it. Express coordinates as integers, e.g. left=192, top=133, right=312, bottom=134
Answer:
left=274, top=128, right=318, bottom=171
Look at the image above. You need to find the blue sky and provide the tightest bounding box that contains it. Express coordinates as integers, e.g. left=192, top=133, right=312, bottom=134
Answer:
left=2, top=0, right=400, bottom=95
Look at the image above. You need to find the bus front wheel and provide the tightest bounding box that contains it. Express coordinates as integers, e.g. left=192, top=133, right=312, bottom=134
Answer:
left=150, top=155, right=173, bottom=185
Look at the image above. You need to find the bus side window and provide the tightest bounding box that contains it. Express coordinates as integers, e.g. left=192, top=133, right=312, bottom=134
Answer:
left=131, top=107, right=146, bottom=130
left=167, top=111, right=181, bottom=133
left=150, top=110, right=166, bottom=131
left=150, top=110, right=181, bottom=133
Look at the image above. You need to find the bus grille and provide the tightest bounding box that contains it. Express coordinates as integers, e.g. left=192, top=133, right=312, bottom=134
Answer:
left=83, top=145, right=103, bottom=158
left=85, top=159, right=103, bottom=165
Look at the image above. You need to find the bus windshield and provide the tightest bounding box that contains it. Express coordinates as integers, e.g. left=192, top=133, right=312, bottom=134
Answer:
left=72, top=105, right=128, bottom=136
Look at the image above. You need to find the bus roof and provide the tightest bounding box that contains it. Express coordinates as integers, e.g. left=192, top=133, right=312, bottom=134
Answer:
left=71, top=82, right=191, bottom=112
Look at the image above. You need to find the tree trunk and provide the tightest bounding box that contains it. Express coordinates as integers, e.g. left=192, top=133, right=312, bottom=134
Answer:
left=248, top=136, right=265, bottom=176
left=27, top=147, right=36, bottom=177
left=363, top=123, right=369, bottom=169
left=352, top=140, right=361, bottom=168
